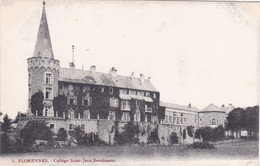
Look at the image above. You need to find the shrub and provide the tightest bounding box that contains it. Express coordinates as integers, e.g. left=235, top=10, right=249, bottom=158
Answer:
left=114, top=121, right=139, bottom=145
left=188, top=142, right=216, bottom=149
left=170, top=132, right=178, bottom=144
left=147, top=128, right=160, bottom=144
left=187, top=126, right=194, bottom=137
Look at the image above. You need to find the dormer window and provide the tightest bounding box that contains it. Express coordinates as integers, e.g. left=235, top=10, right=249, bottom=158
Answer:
left=109, top=87, right=113, bottom=94
left=45, top=73, right=52, bottom=84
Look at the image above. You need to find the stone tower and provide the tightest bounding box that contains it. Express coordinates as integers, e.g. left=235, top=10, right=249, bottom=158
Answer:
left=27, top=1, right=59, bottom=117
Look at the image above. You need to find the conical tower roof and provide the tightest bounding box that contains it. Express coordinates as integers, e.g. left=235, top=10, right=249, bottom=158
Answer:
left=33, top=1, right=54, bottom=58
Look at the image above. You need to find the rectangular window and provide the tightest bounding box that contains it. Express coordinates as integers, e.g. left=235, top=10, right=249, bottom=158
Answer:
left=110, top=98, right=119, bottom=107
left=29, top=74, right=31, bottom=84
left=165, top=115, right=169, bottom=123
left=59, top=83, right=63, bottom=89
left=122, top=112, right=130, bottom=122
left=145, top=92, right=150, bottom=97
left=108, top=111, right=114, bottom=120
left=137, top=91, right=144, bottom=96
left=119, top=89, right=128, bottom=94
left=45, top=73, right=52, bottom=84
left=177, top=117, right=180, bottom=124
left=129, top=90, right=136, bottom=95
left=69, top=124, right=74, bottom=130
left=101, top=87, right=105, bottom=93
left=153, top=93, right=156, bottom=99
left=136, top=100, right=141, bottom=107
left=121, top=100, right=130, bottom=111
left=109, top=87, right=113, bottom=94
left=45, top=88, right=52, bottom=99
left=173, top=116, right=176, bottom=124
left=82, top=97, right=92, bottom=106
left=169, top=116, right=173, bottom=123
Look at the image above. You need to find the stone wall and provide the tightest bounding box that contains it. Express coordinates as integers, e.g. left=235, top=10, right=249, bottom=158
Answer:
left=16, top=117, right=196, bottom=145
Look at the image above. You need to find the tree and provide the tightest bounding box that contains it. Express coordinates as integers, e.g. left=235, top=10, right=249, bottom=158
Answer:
left=13, top=112, right=26, bottom=123
left=20, top=120, right=53, bottom=146
left=0, top=133, right=11, bottom=153
left=227, top=108, right=246, bottom=138
left=53, top=94, right=67, bottom=117
left=2, top=114, right=12, bottom=132
left=245, top=106, right=259, bottom=139
left=57, top=128, right=67, bottom=142
left=114, top=121, right=139, bottom=145
left=30, top=91, right=44, bottom=116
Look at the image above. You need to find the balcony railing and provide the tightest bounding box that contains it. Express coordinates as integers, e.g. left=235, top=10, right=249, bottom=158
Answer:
left=121, top=106, right=131, bottom=111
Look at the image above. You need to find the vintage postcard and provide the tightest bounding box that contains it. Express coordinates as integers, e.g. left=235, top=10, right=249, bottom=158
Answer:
left=0, top=0, right=259, bottom=165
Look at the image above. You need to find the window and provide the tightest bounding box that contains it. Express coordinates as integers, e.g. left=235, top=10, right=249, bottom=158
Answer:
left=137, top=91, right=144, bottom=96
left=165, top=115, right=169, bottom=123
left=45, top=73, right=52, bottom=84
left=28, top=88, right=31, bottom=99
left=169, top=116, right=173, bottom=123
left=50, top=124, right=54, bottom=129
left=68, top=96, right=77, bottom=105
left=145, top=92, right=150, bottom=97
left=59, top=83, right=63, bottom=89
left=122, top=112, right=130, bottom=122
left=145, top=114, right=148, bottom=123
left=109, top=87, right=113, bottom=94
left=177, top=117, right=180, bottom=124
left=29, top=74, right=31, bottom=84
left=68, top=85, right=73, bottom=91
left=82, top=96, right=92, bottom=106
left=81, top=124, right=85, bottom=130
left=83, top=110, right=90, bottom=119
left=101, top=87, right=105, bottom=93
left=45, top=88, right=52, bottom=99
left=134, top=112, right=141, bottom=122
left=211, top=118, right=217, bottom=125
left=129, top=90, right=136, bottom=95
left=136, top=100, right=141, bottom=107
left=108, top=111, right=115, bottom=120
left=121, top=100, right=130, bottom=111
left=69, top=124, right=74, bottom=130
left=110, top=98, right=119, bottom=107
left=153, top=93, right=156, bottom=99
left=173, top=116, right=176, bottom=124
left=119, top=89, right=128, bottom=94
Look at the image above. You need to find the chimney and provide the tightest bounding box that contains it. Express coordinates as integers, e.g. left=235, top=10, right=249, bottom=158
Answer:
left=148, top=76, right=151, bottom=80
left=131, top=72, right=134, bottom=79
left=69, top=62, right=75, bottom=69
left=222, top=104, right=225, bottom=108
left=109, top=67, right=117, bottom=77
left=70, top=45, right=75, bottom=69
left=90, top=65, right=96, bottom=73
left=139, top=74, right=145, bottom=83
left=188, top=103, right=191, bottom=108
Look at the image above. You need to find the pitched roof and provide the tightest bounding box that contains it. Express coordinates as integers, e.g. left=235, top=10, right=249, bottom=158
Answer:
left=59, top=68, right=158, bottom=92
left=160, top=101, right=200, bottom=112
left=33, top=2, right=54, bottom=59
left=200, top=104, right=225, bottom=113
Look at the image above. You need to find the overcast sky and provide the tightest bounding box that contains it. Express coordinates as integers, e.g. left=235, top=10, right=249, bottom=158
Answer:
left=1, top=0, right=259, bottom=119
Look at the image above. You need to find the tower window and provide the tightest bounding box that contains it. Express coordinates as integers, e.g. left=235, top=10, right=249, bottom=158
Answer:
left=29, top=74, right=31, bottom=84
left=45, top=73, right=52, bottom=84
left=45, top=88, right=52, bottom=99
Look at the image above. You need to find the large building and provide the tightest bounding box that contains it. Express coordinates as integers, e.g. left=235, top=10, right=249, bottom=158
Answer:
left=27, top=2, right=159, bottom=125
left=17, top=2, right=231, bottom=145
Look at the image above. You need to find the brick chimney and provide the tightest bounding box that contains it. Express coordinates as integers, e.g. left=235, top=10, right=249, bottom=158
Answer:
left=139, top=74, right=145, bottom=83
left=109, top=67, right=117, bottom=77
left=131, top=72, right=134, bottom=79
left=90, top=65, right=96, bottom=73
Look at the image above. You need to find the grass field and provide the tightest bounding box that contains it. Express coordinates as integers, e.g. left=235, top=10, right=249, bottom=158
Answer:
left=5, top=140, right=258, bottom=160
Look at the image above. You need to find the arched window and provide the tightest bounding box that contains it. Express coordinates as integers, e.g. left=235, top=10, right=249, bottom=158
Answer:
left=211, top=118, right=216, bottom=125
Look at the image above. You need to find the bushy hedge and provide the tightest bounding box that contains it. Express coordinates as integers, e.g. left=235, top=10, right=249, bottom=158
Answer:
left=195, top=125, right=225, bottom=142
left=147, top=128, right=160, bottom=144
left=188, top=142, right=216, bottom=149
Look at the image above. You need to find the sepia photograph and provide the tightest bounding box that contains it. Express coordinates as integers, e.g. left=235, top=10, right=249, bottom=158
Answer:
left=0, top=0, right=259, bottom=165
